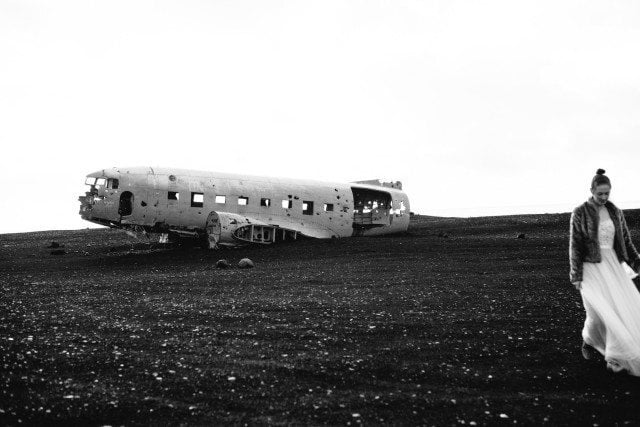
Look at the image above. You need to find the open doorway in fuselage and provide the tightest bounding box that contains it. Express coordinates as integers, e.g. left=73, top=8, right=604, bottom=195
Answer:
left=119, top=191, right=134, bottom=217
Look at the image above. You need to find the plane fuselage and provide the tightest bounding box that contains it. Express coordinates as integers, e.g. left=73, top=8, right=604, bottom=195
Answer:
left=79, top=167, right=410, bottom=245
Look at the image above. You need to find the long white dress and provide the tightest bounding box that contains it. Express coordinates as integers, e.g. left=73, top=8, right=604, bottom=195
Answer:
left=581, top=205, right=640, bottom=375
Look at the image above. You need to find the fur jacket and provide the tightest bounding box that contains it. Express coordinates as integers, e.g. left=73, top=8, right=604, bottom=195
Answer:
left=569, top=198, right=640, bottom=284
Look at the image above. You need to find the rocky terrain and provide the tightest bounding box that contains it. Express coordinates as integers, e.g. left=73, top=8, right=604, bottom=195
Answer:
left=2, top=212, right=640, bottom=426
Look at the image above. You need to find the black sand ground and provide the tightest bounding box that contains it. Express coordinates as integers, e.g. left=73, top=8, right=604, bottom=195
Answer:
left=2, top=212, right=640, bottom=426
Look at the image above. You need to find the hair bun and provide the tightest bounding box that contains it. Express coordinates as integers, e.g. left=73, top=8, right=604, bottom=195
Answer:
left=596, top=168, right=606, bottom=175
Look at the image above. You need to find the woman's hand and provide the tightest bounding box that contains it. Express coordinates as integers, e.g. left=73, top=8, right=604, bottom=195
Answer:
left=572, top=281, right=582, bottom=290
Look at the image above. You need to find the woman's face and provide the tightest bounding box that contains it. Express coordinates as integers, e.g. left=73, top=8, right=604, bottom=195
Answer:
left=591, top=184, right=611, bottom=205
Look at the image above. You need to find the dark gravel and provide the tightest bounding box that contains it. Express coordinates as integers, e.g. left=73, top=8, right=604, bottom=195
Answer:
left=2, top=211, right=640, bottom=426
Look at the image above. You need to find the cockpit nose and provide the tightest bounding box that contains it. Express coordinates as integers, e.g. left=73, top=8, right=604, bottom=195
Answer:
left=79, top=177, right=98, bottom=217
left=79, top=175, right=121, bottom=220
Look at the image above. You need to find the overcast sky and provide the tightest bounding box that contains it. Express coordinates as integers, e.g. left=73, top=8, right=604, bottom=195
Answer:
left=1, top=0, right=640, bottom=234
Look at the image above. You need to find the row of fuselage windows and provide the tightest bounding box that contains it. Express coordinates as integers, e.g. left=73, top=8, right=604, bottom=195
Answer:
left=169, top=191, right=335, bottom=215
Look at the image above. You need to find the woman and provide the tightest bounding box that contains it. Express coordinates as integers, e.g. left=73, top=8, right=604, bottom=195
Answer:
left=569, top=169, right=640, bottom=375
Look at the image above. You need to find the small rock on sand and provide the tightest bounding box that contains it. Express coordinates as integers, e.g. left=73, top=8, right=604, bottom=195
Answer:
left=238, top=258, right=254, bottom=269
left=216, top=259, right=230, bottom=269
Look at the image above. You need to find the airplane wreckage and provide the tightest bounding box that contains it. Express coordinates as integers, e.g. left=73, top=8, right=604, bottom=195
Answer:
left=79, top=167, right=410, bottom=248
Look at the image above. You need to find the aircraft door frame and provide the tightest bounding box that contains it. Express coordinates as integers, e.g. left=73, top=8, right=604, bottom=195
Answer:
left=118, top=191, right=134, bottom=217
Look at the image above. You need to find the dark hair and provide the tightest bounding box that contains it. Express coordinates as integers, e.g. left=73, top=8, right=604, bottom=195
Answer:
left=591, top=168, right=611, bottom=189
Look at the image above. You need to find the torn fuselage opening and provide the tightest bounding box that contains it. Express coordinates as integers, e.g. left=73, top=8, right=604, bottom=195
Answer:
left=351, top=187, right=392, bottom=228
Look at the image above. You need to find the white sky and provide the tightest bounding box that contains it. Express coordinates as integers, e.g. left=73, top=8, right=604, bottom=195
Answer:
left=1, top=0, right=640, bottom=233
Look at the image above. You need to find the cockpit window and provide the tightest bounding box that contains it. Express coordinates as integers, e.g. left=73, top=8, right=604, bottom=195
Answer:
left=85, top=177, right=96, bottom=186
left=107, top=178, right=119, bottom=189
left=96, top=178, right=106, bottom=187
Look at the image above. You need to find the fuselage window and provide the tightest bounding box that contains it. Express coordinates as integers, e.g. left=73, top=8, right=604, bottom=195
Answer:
left=168, top=191, right=179, bottom=201
left=106, top=178, right=119, bottom=189
left=215, top=195, right=226, bottom=204
left=191, top=192, right=204, bottom=208
left=303, top=201, right=314, bottom=215
left=282, top=199, right=292, bottom=209
left=323, top=203, right=334, bottom=212
left=261, top=198, right=271, bottom=207
left=238, top=196, right=248, bottom=206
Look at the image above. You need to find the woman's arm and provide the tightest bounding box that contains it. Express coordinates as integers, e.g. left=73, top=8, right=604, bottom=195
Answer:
left=569, top=208, right=585, bottom=284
